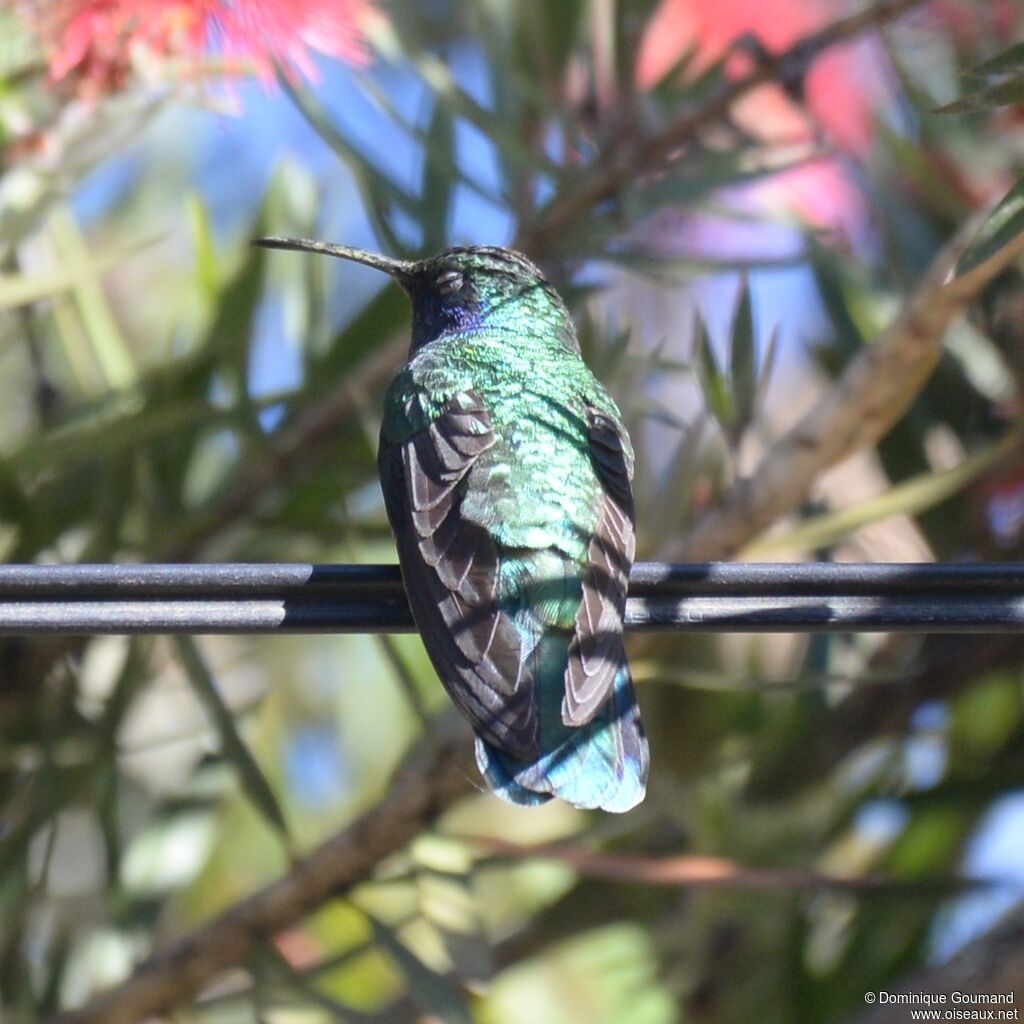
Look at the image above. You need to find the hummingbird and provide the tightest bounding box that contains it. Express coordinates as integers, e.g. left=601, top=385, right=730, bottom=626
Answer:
left=254, top=237, right=649, bottom=812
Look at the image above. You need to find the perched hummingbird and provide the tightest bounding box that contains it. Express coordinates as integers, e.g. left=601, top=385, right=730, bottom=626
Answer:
left=254, top=238, right=649, bottom=812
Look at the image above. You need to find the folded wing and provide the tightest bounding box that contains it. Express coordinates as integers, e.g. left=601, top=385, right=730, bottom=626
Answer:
left=379, top=390, right=538, bottom=756
left=562, top=408, right=636, bottom=726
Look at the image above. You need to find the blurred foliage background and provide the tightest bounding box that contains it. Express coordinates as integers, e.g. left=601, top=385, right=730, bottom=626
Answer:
left=1, top=0, right=1024, bottom=1021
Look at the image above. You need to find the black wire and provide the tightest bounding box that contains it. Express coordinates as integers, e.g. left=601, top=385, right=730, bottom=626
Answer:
left=0, top=562, right=1022, bottom=634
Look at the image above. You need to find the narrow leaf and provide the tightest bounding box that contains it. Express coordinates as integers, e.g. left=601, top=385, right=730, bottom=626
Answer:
left=356, top=72, right=500, bottom=208
left=937, top=41, right=1024, bottom=113
left=50, top=209, right=136, bottom=390
left=371, top=20, right=563, bottom=180
left=523, top=0, right=587, bottom=81
left=419, top=99, right=455, bottom=254
left=729, top=278, right=756, bottom=430
left=370, top=915, right=474, bottom=1024
left=187, top=192, right=219, bottom=300
left=412, top=836, right=492, bottom=986
left=694, top=312, right=734, bottom=429
left=173, top=636, right=289, bottom=843
left=251, top=943, right=376, bottom=1023
left=744, top=432, right=1019, bottom=556
left=278, top=72, right=418, bottom=258
left=937, top=78, right=1024, bottom=114
left=0, top=243, right=148, bottom=311
left=972, top=41, right=1024, bottom=78
left=649, top=42, right=701, bottom=105
left=957, top=175, right=1024, bottom=278
left=755, top=325, right=780, bottom=414
left=376, top=635, right=433, bottom=735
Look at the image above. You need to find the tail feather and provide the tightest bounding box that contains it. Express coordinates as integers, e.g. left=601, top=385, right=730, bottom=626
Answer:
left=475, top=666, right=648, bottom=813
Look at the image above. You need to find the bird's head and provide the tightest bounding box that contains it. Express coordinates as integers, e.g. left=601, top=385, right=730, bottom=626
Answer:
left=253, top=238, right=578, bottom=353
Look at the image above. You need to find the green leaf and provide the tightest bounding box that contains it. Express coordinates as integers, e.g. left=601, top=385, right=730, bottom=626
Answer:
left=745, top=432, right=1019, bottom=556
left=951, top=672, right=1022, bottom=754
left=729, top=278, right=756, bottom=430
left=755, top=325, right=779, bottom=414
left=279, top=75, right=415, bottom=217
left=8, top=396, right=229, bottom=476
left=371, top=19, right=564, bottom=182
left=315, top=279, right=409, bottom=381
left=956, top=175, right=1024, bottom=278
left=278, top=73, right=419, bottom=258
left=375, top=634, right=433, bottom=735
left=693, top=296, right=767, bottom=445
left=412, top=836, right=492, bottom=986
left=6, top=450, right=134, bottom=560
left=936, top=77, right=1024, bottom=114
left=49, top=209, right=137, bottom=390
left=173, top=637, right=290, bottom=844
left=94, top=639, right=151, bottom=884
left=355, top=72, right=501, bottom=210
left=201, top=213, right=268, bottom=411
left=937, top=41, right=1024, bottom=113
left=187, top=192, right=220, bottom=301
left=0, top=242, right=148, bottom=311
left=517, top=0, right=586, bottom=82
left=648, top=42, right=701, bottom=106
left=370, top=915, right=474, bottom=1024
left=250, top=942, right=377, bottom=1022
left=419, top=99, right=456, bottom=253
left=694, top=312, right=733, bottom=429
left=808, top=243, right=873, bottom=357
left=971, top=40, right=1024, bottom=78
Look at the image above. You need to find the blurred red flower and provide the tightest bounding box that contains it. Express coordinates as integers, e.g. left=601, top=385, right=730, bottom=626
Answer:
left=636, top=0, right=1022, bottom=250
left=638, top=0, right=891, bottom=247
left=18, top=0, right=376, bottom=98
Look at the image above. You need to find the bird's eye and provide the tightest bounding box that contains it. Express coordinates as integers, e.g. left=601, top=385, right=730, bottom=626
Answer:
left=436, top=270, right=464, bottom=297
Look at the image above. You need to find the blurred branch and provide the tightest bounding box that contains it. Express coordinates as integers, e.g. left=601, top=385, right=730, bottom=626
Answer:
left=853, top=902, right=1024, bottom=1023
left=48, top=736, right=477, bottom=1024
left=462, top=837, right=979, bottom=895
left=673, top=216, right=1024, bottom=560
left=517, top=0, right=925, bottom=256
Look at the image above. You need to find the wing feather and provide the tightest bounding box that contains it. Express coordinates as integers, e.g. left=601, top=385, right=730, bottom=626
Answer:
left=381, top=390, right=536, bottom=754
left=562, top=408, right=636, bottom=727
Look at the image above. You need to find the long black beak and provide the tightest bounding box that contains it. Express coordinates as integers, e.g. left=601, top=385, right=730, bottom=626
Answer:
left=253, top=237, right=415, bottom=283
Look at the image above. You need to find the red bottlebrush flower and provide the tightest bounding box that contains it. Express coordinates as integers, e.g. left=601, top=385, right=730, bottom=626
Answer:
left=205, top=0, right=376, bottom=80
left=18, top=0, right=376, bottom=98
